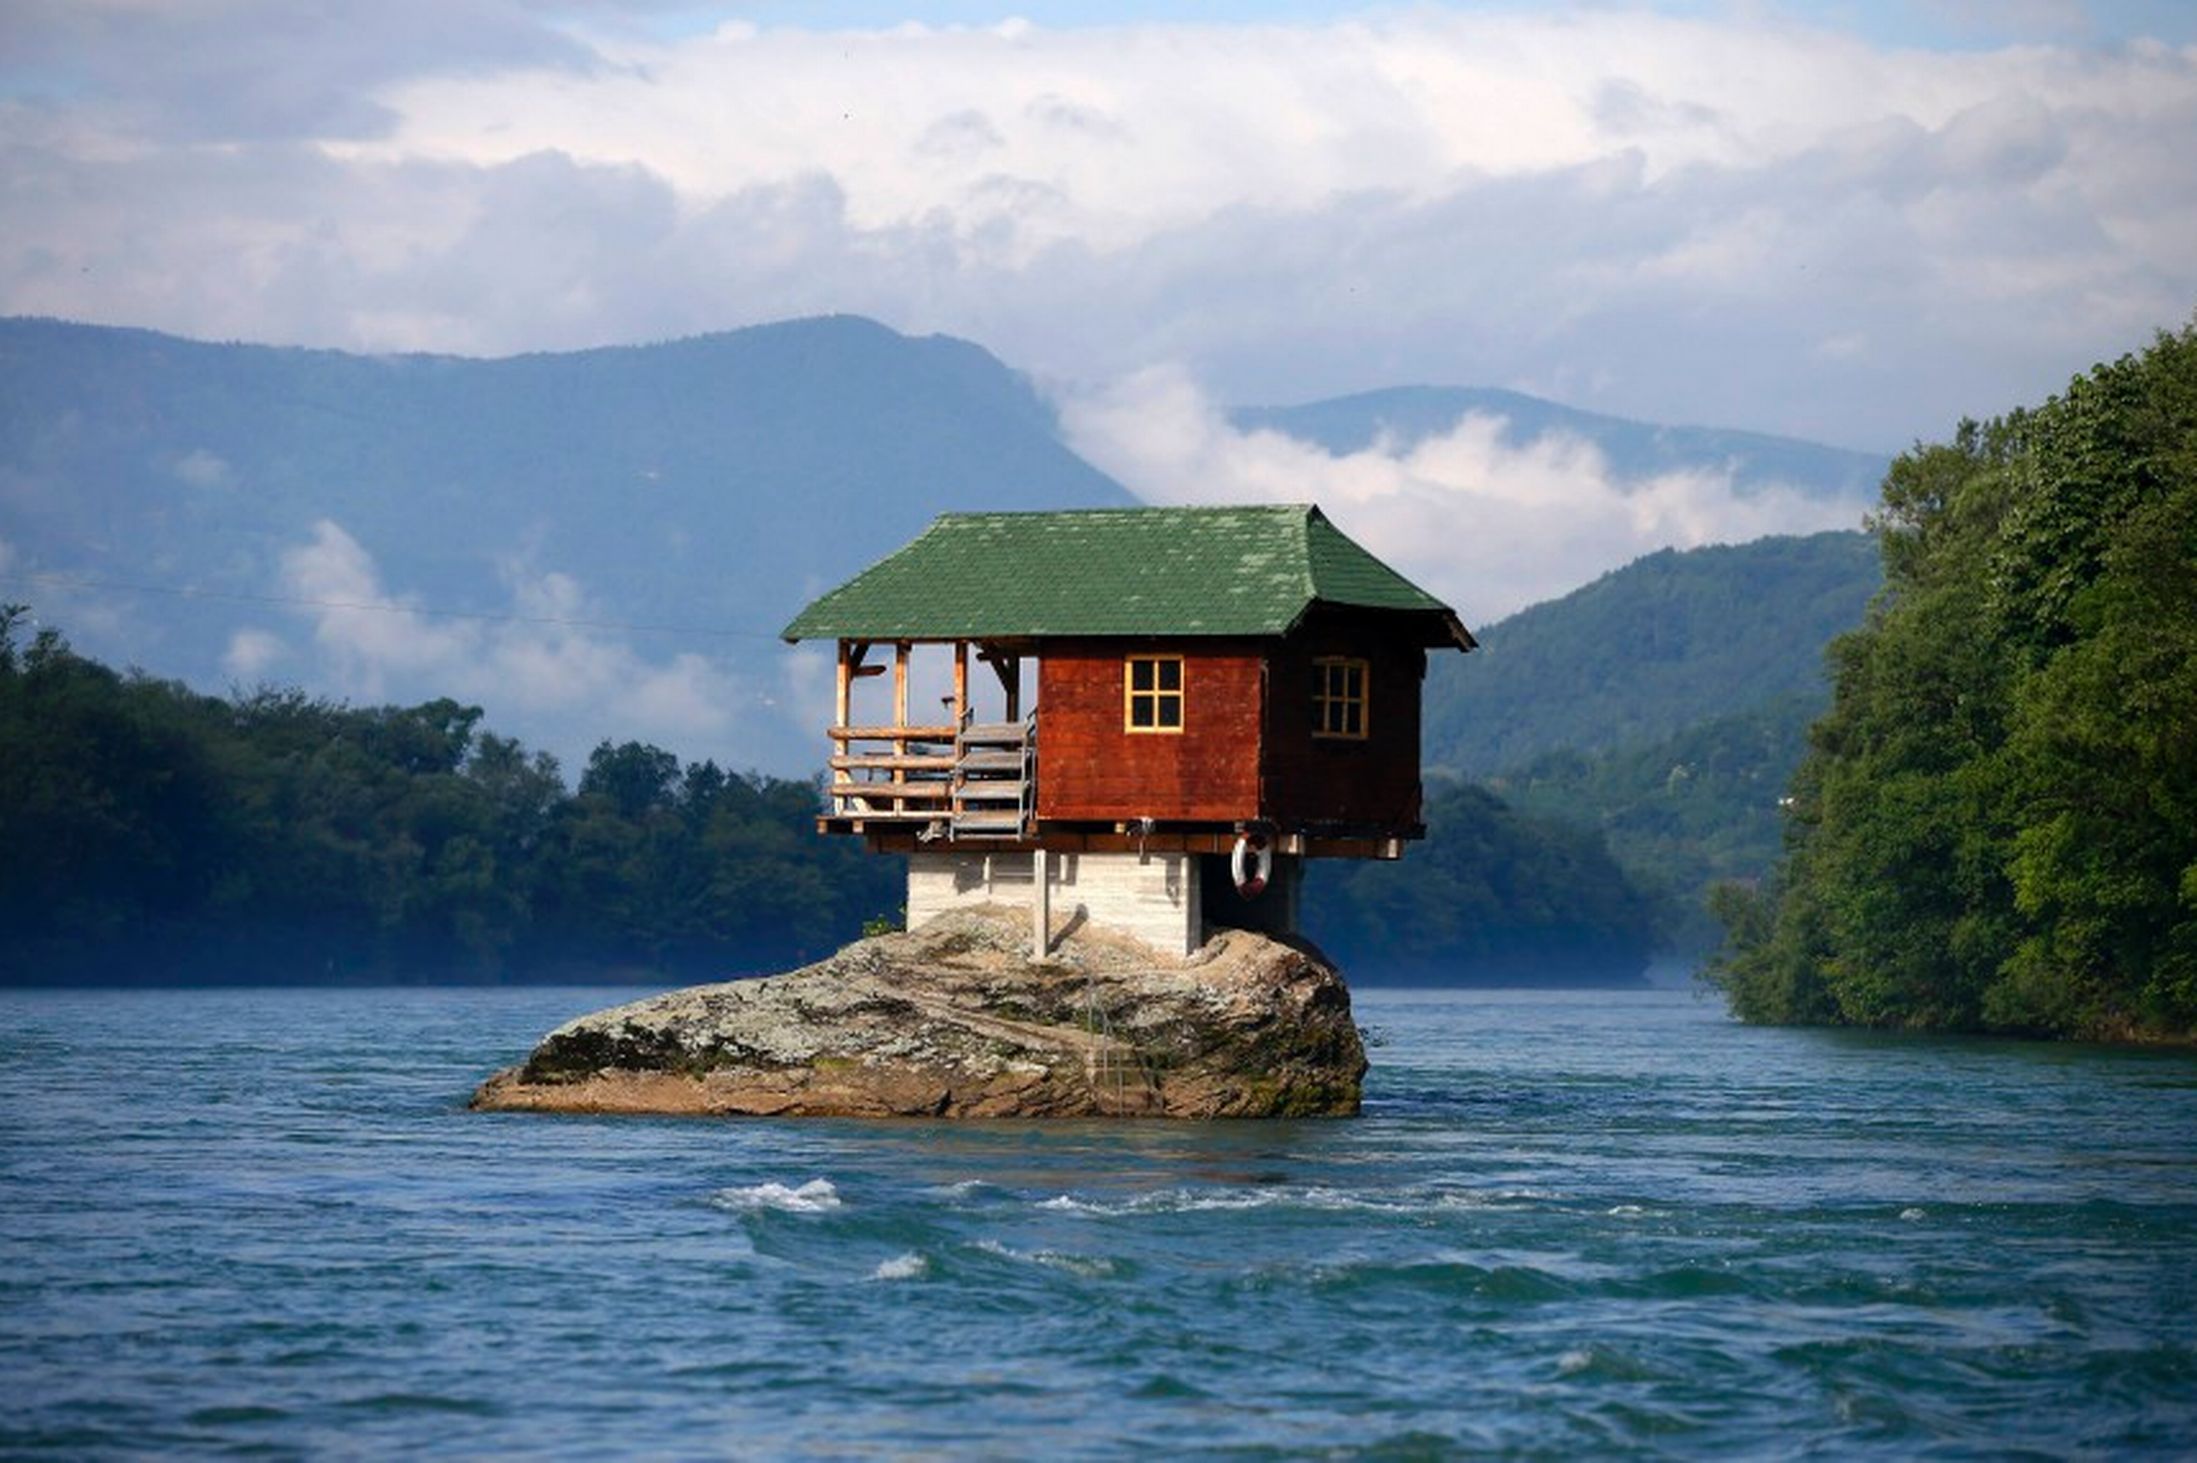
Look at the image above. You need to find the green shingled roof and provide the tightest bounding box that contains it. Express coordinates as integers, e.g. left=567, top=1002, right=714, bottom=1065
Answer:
left=781, top=504, right=1474, bottom=647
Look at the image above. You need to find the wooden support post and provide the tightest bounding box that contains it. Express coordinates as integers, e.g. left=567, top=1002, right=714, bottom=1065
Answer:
left=1032, top=846, right=1049, bottom=960
left=892, top=641, right=911, bottom=812
left=952, top=640, right=968, bottom=727
left=1002, top=654, right=1022, bottom=722
left=833, top=640, right=852, bottom=754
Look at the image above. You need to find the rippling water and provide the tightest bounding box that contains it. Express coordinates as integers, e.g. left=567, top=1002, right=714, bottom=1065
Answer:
left=4, top=983, right=2195, bottom=1456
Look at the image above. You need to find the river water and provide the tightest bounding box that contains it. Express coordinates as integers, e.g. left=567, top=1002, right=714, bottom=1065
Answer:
left=3, top=983, right=2193, bottom=1457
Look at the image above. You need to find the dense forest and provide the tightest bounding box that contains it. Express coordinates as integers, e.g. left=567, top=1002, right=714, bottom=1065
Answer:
left=0, top=608, right=899, bottom=984
left=0, top=610, right=1657, bottom=986
left=1309, top=782, right=1658, bottom=985
left=1493, top=693, right=1820, bottom=950
left=1709, top=322, right=2197, bottom=1041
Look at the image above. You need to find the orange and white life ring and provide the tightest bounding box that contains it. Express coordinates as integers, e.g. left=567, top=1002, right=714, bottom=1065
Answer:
left=1231, top=833, right=1272, bottom=899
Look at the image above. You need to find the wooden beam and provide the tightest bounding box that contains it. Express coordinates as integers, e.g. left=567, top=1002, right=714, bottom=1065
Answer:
left=827, top=724, right=957, bottom=742
left=892, top=641, right=912, bottom=793
left=1032, top=847, right=1049, bottom=960
left=952, top=640, right=968, bottom=728
left=991, top=653, right=1021, bottom=721
left=834, top=641, right=852, bottom=730
left=830, top=753, right=957, bottom=772
left=829, top=781, right=951, bottom=802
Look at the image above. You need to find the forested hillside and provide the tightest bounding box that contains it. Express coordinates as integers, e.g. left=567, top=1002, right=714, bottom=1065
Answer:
left=1710, top=323, right=2197, bottom=1041
left=1493, top=693, right=1820, bottom=950
left=1423, top=531, right=1880, bottom=778
left=1404, top=532, right=1879, bottom=947
left=0, top=612, right=1659, bottom=986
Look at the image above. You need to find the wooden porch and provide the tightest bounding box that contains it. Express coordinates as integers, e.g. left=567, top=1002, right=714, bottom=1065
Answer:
left=822, top=638, right=1036, bottom=839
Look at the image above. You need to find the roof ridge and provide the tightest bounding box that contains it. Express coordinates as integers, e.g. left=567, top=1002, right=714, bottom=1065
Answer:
left=934, top=502, right=1312, bottom=521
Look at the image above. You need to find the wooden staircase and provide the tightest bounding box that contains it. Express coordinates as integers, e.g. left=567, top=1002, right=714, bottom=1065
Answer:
left=950, top=713, right=1035, bottom=840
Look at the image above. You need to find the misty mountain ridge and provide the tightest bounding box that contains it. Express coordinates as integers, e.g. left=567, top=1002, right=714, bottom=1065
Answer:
left=4, top=314, right=1882, bottom=783
left=0, top=314, right=1131, bottom=771
left=1235, top=386, right=1890, bottom=500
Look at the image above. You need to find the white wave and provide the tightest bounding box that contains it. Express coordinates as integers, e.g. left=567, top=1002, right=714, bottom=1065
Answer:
left=1558, top=1348, right=1595, bottom=1376
left=972, top=1239, right=1116, bottom=1277
left=1036, top=1184, right=1548, bottom=1218
left=871, top=1252, right=929, bottom=1281
left=1899, top=1206, right=1927, bottom=1222
left=710, top=1179, right=842, bottom=1213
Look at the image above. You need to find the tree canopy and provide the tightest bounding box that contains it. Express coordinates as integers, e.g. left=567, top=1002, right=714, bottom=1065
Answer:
left=1, top=611, right=1658, bottom=986
left=0, top=610, right=899, bottom=983
left=1707, top=322, right=2197, bottom=1040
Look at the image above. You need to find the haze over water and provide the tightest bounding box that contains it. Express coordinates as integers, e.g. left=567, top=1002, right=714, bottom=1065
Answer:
left=4, top=983, right=2194, bottom=1455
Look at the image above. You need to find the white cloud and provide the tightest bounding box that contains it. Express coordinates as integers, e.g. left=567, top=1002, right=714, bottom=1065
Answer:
left=221, top=627, right=285, bottom=680
left=170, top=448, right=232, bottom=489
left=1059, top=366, right=1872, bottom=623
left=274, top=519, right=769, bottom=764
left=4, top=9, right=2195, bottom=446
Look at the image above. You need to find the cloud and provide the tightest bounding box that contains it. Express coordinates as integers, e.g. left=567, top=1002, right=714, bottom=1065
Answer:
left=1059, top=366, right=1872, bottom=623
left=0, top=0, right=600, bottom=143
left=4, top=8, right=2195, bottom=447
left=221, top=627, right=286, bottom=680
left=170, top=448, right=232, bottom=489
left=274, top=519, right=776, bottom=766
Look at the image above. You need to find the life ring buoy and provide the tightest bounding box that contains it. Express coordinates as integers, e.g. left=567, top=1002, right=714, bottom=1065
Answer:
left=1231, top=833, right=1272, bottom=899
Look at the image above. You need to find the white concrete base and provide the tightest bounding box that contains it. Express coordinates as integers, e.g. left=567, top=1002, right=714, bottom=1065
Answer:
left=906, top=849, right=1203, bottom=958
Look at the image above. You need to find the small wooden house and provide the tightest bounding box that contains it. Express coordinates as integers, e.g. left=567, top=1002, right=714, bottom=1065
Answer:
left=782, top=504, right=1474, bottom=955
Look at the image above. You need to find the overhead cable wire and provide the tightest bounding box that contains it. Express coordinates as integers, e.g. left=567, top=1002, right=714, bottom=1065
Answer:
left=0, top=570, right=784, bottom=641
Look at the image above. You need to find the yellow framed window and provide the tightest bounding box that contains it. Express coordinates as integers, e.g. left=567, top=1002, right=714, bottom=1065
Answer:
left=1312, top=657, right=1369, bottom=739
left=1124, top=655, right=1184, bottom=733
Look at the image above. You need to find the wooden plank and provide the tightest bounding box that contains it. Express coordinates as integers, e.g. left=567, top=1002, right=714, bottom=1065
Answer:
left=831, top=781, right=951, bottom=802
left=831, top=754, right=956, bottom=772
left=828, top=724, right=956, bottom=741
left=954, top=781, right=1026, bottom=802
left=960, top=722, right=1029, bottom=743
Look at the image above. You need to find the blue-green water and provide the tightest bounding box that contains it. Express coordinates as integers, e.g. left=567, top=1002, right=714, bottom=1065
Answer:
left=4, top=984, right=2195, bottom=1457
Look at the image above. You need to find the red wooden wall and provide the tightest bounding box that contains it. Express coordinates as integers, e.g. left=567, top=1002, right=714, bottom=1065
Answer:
left=1258, top=611, right=1427, bottom=831
left=1036, top=638, right=1264, bottom=823
left=1032, top=614, right=1432, bottom=836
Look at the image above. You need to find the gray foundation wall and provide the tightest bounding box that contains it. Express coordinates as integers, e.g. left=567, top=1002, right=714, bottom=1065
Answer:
left=906, top=849, right=1203, bottom=958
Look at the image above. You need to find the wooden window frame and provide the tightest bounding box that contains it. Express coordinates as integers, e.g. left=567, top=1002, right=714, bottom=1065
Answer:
left=1123, top=654, right=1185, bottom=734
left=1312, top=656, right=1370, bottom=740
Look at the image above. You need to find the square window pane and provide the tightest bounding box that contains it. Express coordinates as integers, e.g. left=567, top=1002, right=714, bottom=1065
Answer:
left=1131, top=660, right=1154, bottom=691
left=1157, top=697, right=1182, bottom=728
left=1130, top=696, right=1154, bottom=727
left=1158, top=659, right=1181, bottom=692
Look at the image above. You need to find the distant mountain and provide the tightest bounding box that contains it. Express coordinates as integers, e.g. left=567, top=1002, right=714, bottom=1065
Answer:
left=1234, top=386, right=1889, bottom=499
left=0, top=316, right=1132, bottom=770
left=1422, top=530, right=1882, bottom=780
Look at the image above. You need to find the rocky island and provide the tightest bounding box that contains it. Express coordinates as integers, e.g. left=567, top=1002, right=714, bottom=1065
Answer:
left=472, top=907, right=1366, bottom=1118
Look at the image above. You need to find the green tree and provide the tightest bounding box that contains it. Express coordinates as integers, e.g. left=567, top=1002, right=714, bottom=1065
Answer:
left=1710, top=321, right=2197, bottom=1040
